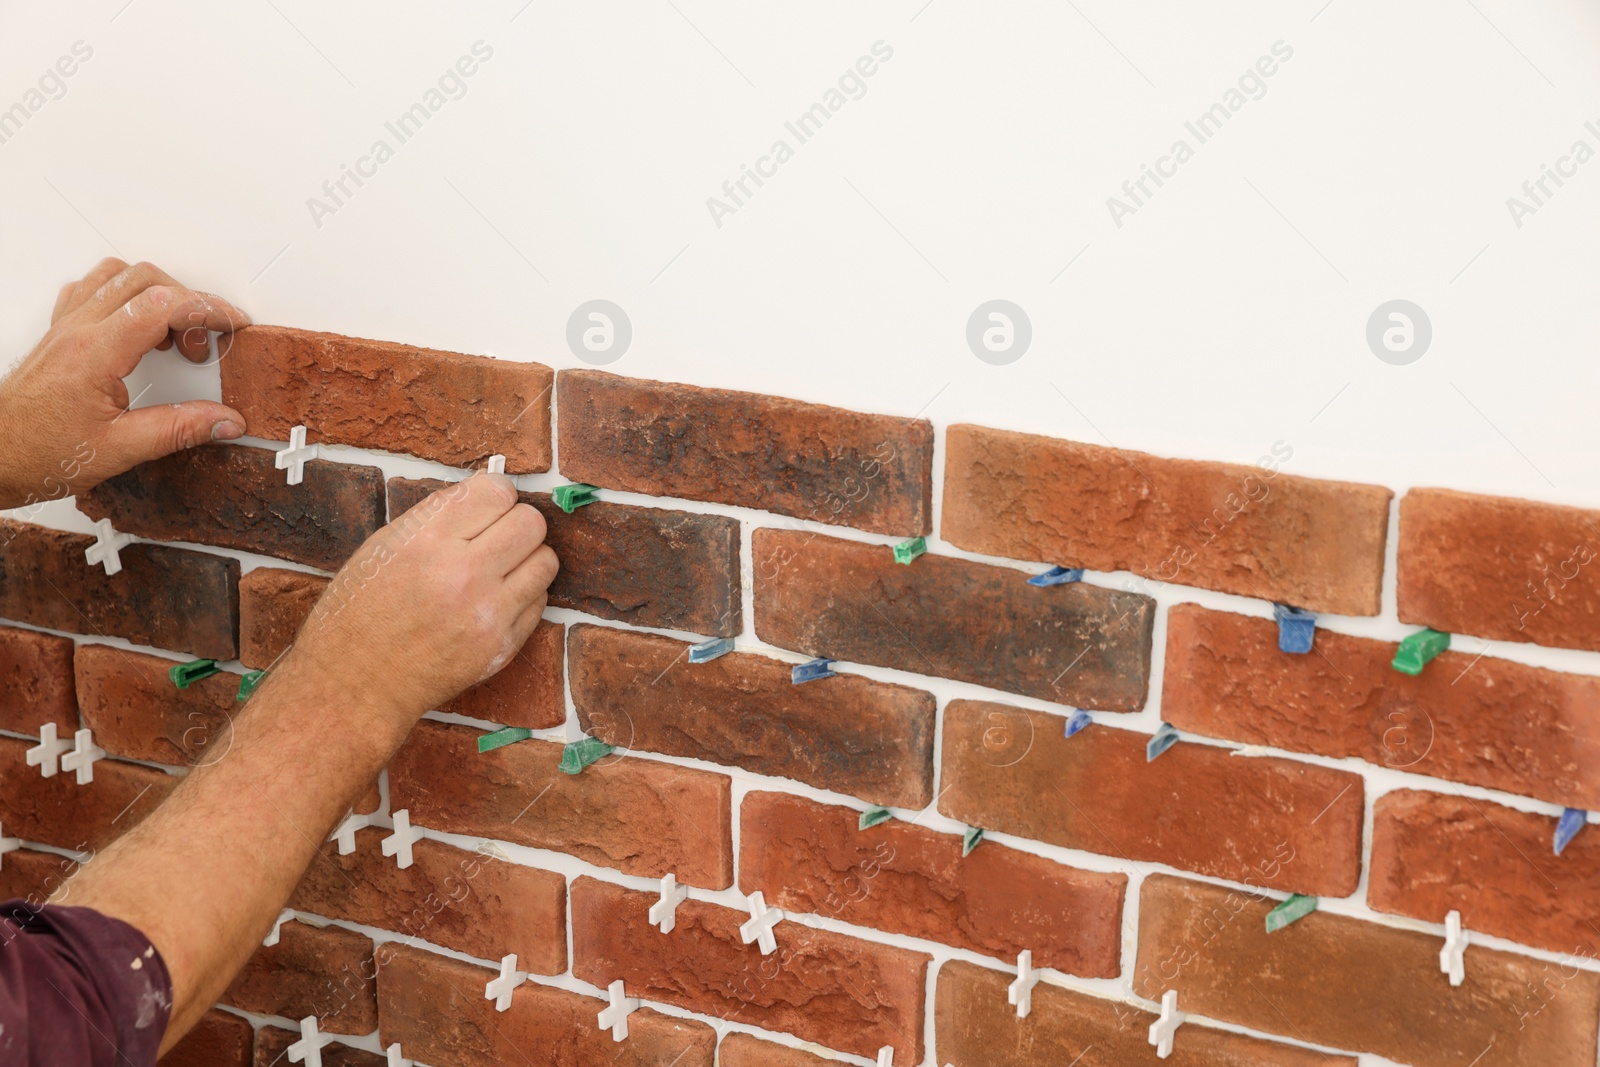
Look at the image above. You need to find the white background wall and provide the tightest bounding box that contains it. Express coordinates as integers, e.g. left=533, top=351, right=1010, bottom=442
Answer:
left=4, top=3, right=1600, bottom=1065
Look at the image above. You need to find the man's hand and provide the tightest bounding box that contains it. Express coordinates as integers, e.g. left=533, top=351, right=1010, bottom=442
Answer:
left=0, top=258, right=251, bottom=511
left=283, top=472, right=560, bottom=729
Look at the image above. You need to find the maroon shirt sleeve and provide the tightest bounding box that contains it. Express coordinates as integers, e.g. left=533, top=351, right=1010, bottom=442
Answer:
left=0, top=900, right=172, bottom=1066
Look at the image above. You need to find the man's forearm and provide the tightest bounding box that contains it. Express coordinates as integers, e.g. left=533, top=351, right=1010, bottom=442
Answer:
left=60, top=656, right=417, bottom=1052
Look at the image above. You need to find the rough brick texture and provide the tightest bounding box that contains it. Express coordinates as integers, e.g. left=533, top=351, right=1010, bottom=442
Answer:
left=571, top=876, right=929, bottom=1065
left=0, top=624, right=76, bottom=736
left=391, top=477, right=741, bottom=637
left=1164, top=604, right=1600, bottom=808
left=377, top=943, right=716, bottom=1067
left=291, top=826, right=566, bottom=974
left=719, top=1033, right=840, bottom=1067
left=254, top=1026, right=383, bottom=1067
left=940, top=701, right=1364, bottom=895
left=754, top=530, right=1154, bottom=711
left=569, top=624, right=935, bottom=807
left=937, top=959, right=1355, bottom=1067
left=740, top=791, right=1124, bottom=976
left=558, top=368, right=935, bottom=536
left=77, top=445, right=385, bottom=571
left=239, top=565, right=565, bottom=726
left=223, top=918, right=376, bottom=1035
left=220, top=325, right=553, bottom=472
left=0, top=848, right=77, bottom=905
left=942, top=425, right=1392, bottom=615
left=0, top=736, right=175, bottom=853
left=1370, top=789, right=1600, bottom=958
left=162, top=1009, right=252, bottom=1067
left=1399, top=487, right=1600, bottom=651
left=390, top=719, right=733, bottom=888
left=0, top=519, right=238, bottom=660
left=1136, top=873, right=1600, bottom=1067
left=75, top=644, right=239, bottom=766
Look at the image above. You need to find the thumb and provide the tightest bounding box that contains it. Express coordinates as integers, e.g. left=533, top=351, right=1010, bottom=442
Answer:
left=101, top=400, right=246, bottom=470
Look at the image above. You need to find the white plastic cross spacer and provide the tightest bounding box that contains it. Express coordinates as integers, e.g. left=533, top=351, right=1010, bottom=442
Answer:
left=1441, top=909, right=1468, bottom=987
left=648, top=873, right=690, bottom=934
left=486, top=454, right=506, bottom=475
left=286, top=1014, right=335, bottom=1067
left=385, top=1043, right=411, bottom=1067
left=60, top=728, right=106, bottom=786
left=263, top=908, right=295, bottom=948
left=1148, top=989, right=1185, bottom=1059
left=85, top=519, right=134, bottom=577
left=329, top=811, right=373, bottom=855
left=875, top=1047, right=895, bottom=1067
left=276, top=425, right=319, bottom=486
left=739, top=891, right=784, bottom=955
left=25, top=723, right=74, bottom=779
left=381, top=809, right=424, bottom=870
left=0, top=823, right=21, bottom=871
left=1007, top=949, right=1040, bottom=1019
left=597, top=978, right=640, bottom=1042
left=485, top=953, right=527, bottom=1012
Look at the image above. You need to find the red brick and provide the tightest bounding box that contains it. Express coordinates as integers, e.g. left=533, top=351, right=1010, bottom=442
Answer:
left=391, top=477, right=741, bottom=637
left=77, top=445, right=385, bottom=571
left=0, top=625, right=75, bottom=736
left=940, top=700, right=1364, bottom=896
left=253, top=1026, right=383, bottom=1067
left=161, top=1009, right=252, bottom=1067
left=0, top=736, right=175, bottom=853
left=1136, top=873, right=1600, bottom=1067
left=740, top=791, right=1124, bottom=976
left=75, top=644, right=240, bottom=766
left=1370, top=789, right=1600, bottom=958
left=0, top=519, right=238, bottom=660
left=219, top=325, right=553, bottom=473
left=390, top=719, right=733, bottom=888
left=239, top=566, right=565, bottom=726
left=571, top=876, right=928, bottom=1065
left=936, top=958, right=1355, bottom=1067
left=290, top=826, right=566, bottom=975
left=941, top=425, right=1391, bottom=615
left=222, top=919, right=376, bottom=1035
left=569, top=624, right=934, bottom=807
left=557, top=368, right=934, bottom=536
left=377, top=942, right=716, bottom=1067
left=1399, top=487, right=1600, bottom=652
left=719, top=1033, right=842, bottom=1067
left=754, top=530, right=1154, bottom=711
left=0, top=848, right=78, bottom=905
left=1164, top=604, right=1600, bottom=808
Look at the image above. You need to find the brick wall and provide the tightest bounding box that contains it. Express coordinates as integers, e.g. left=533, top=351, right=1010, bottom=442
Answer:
left=2, top=324, right=1595, bottom=1065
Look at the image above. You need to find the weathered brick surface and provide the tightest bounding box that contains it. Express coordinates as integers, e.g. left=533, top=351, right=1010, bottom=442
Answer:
left=161, top=1009, right=252, bottom=1067
left=0, top=519, right=238, bottom=660
left=77, top=445, right=385, bottom=572
left=291, top=826, right=566, bottom=975
left=569, top=624, right=935, bottom=807
left=571, top=876, right=928, bottom=1065
left=254, top=1026, right=383, bottom=1066
left=0, top=848, right=77, bottom=905
left=941, top=425, right=1392, bottom=615
left=219, top=325, right=553, bottom=473
left=719, top=1033, right=841, bottom=1067
left=390, top=719, right=733, bottom=888
left=1370, top=790, right=1600, bottom=958
left=239, top=565, right=565, bottom=726
left=223, top=918, right=377, bottom=1035
left=377, top=942, right=716, bottom=1067
left=1163, top=604, right=1600, bottom=807
left=0, top=624, right=76, bottom=736
left=753, top=530, right=1154, bottom=711
left=0, top=736, right=175, bottom=853
left=1399, top=487, right=1600, bottom=651
left=75, top=644, right=239, bottom=766
left=391, top=477, right=741, bottom=637
left=936, top=959, right=1355, bottom=1067
left=940, top=701, right=1364, bottom=896
left=557, top=369, right=935, bottom=536
left=1136, top=874, right=1600, bottom=1067
left=740, top=792, right=1124, bottom=976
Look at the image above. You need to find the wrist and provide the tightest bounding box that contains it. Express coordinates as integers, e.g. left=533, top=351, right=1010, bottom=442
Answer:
left=260, top=649, right=423, bottom=752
